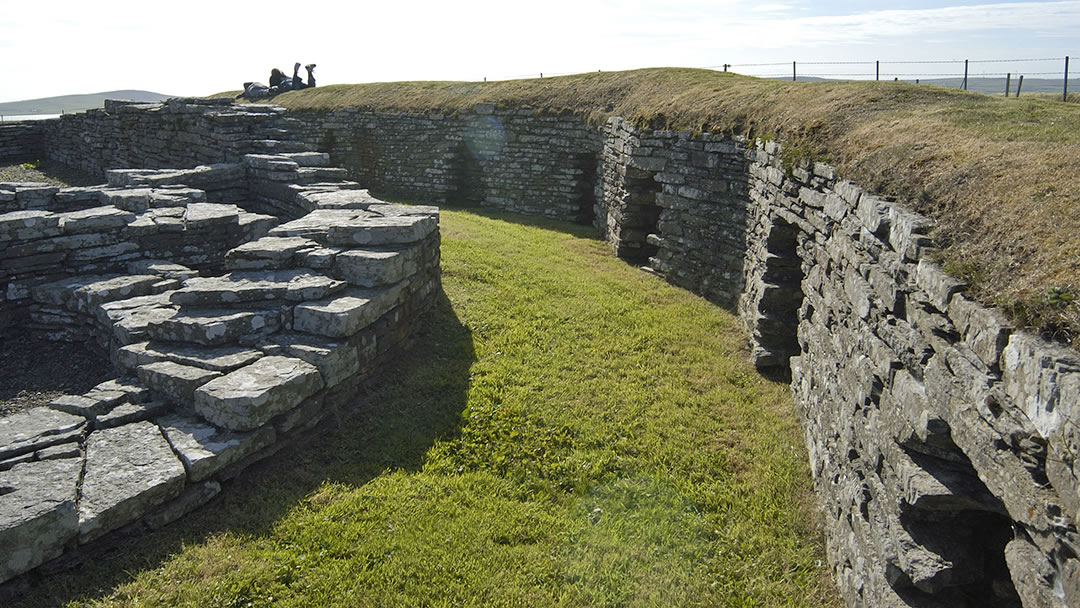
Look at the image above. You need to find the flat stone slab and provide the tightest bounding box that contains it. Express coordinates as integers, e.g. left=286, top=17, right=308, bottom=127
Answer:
left=268, top=209, right=379, bottom=240
left=118, top=341, right=263, bottom=373
left=0, top=210, right=62, bottom=240
left=183, top=203, right=239, bottom=231
left=96, top=400, right=173, bottom=429
left=126, top=259, right=198, bottom=281
left=292, top=284, right=407, bottom=338
left=146, top=307, right=281, bottom=346
left=193, top=356, right=324, bottom=431
left=57, top=206, right=135, bottom=234
left=224, top=236, right=319, bottom=270
left=158, top=413, right=276, bottom=481
left=78, top=421, right=187, bottom=543
left=96, top=293, right=178, bottom=346
left=333, top=249, right=413, bottom=288
left=170, top=271, right=344, bottom=306
left=297, top=189, right=383, bottom=211
left=137, top=361, right=222, bottom=405
left=76, top=275, right=164, bottom=311
left=265, top=333, right=361, bottom=388
left=0, top=457, right=82, bottom=583
left=0, top=408, right=87, bottom=461
left=325, top=215, right=437, bottom=247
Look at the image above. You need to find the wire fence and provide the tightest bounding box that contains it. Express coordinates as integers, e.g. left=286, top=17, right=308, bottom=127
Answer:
left=498, top=56, right=1074, bottom=101
left=706, top=56, right=1073, bottom=100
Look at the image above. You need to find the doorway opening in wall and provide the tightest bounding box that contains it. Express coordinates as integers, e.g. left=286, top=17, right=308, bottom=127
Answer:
left=752, top=217, right=805, bottom=380
left=614, top=168, right=662, bottom=265
left=573, top=152, right=598, bottom=226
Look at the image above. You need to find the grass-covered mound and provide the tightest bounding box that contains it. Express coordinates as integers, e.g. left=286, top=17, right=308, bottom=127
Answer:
left=259, top=68, right=1080, bottom=345
left=18, top=209, right=836, bottom=607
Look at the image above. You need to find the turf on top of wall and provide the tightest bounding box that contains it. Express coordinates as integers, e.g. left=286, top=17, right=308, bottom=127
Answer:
left=257, top=67, right=1080, bottom=345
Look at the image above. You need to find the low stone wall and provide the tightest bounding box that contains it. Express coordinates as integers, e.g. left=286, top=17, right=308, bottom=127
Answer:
left=0, top=122, right=48, bottom=163
left=20, top=98, right=1080, bottom=607
left=0, top=106, right=441, bottom=586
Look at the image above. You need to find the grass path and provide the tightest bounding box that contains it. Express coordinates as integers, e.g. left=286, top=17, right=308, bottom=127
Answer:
left=19, top=209, right=836, bottom=607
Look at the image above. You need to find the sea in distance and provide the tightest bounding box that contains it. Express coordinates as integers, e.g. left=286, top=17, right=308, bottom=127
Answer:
left=0, top=114, right=62, bottom=122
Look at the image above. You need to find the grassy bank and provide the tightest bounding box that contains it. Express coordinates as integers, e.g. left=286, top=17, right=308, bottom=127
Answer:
left=15, top=208, right=836, bottom=607
left=256, top=68, right=1080, bottom=345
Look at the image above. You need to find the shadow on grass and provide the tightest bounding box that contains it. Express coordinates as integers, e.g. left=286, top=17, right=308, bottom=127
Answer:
left=10, top=291, right=475, bottom=608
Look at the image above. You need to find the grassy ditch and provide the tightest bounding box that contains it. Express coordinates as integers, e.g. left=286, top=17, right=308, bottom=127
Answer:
left=18, top=209, right=837, bottom=607
left=249, top=67, right=1080, bottom=345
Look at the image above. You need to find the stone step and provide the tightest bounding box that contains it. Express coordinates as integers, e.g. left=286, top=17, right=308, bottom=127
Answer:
left=169, top=270, right=345, bottom=306
left=248, top=139, right=310, bottom=153
left=0, top=457, right=82, bottom=582
left=280, top=152, right=330, bottom=167
left=295, top=189, right=383, bottom=212
left=297, top=167, right=349, bottom=182
left=136, top=360, right=222, bottom=405
left=262, top=332, right=361, bottom=388
left=192, top=356, right=325, bottom=431
left=333, top=246, right=422, bottom=288
left=78, top=421, right=187, bottom=544
left=224, top=236, right=321, bottom=271
left=117, top=341, right=263, bottom=373
left=293, top=283, right=407, bottom=338
left=0, top=408, right=87, bottom=462
left=145, top=307, right=282, bottom=346
left=157, top=413, right=276, bottom=482
left=95, top=293, right=179, bottom=347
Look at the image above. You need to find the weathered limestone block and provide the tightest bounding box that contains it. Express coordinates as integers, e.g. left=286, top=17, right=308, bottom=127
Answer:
left=1002, top=332, right=1080, bottom=439
left=295, top=188, right=384, bottom=212
left=76, top=274, right=163, bottom=311
left=0, top=408, right=86, bottom=461
left=183, top=203, right=239, bottom=231
left=192, top=356, right=325, bottom=431
left=157, top=413, right=276, bottom=481
left=78, top=421, right=187, bottom=543
left=96, top=293, right=178, bottom=346
left=99, top=187, right=155, bottom=212
left=136, top=361, right=222, bottom=405
left=118, top=341, right=263, bottom=373
left=914, top=259, right=966, bottom=312
left=224, top=236, right=319, bottom=270
left=0, top=457, right=82, bottom=583
left=170, top=271, right=344, bottom=306
left=95, top=400, right=173, bottom=429
left=267, top=209, right=374, bottom=239
left=146, top=307, right=281, bottom=346
left=333, top=248, right=419, bottom=288
left=324, top=215, right=437, bottom=247
left=948, top=294, right=1013, bottom=371
left=0, top=210, right=62, bottom=240
left=57, top=206, right=134, bottom=234
left=264, top=332, right=361, bottom=388
left=293, top=283, right=407, bottom=338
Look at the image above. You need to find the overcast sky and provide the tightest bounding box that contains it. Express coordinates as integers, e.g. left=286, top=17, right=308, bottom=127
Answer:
left=2, top=0, right=1078, bottom=102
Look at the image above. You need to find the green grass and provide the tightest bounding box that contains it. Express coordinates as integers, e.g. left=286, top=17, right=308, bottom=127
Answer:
left=16, top=209, right=835, bottom=608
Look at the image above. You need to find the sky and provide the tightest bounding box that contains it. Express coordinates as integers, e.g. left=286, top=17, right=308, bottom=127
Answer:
left=1, top=0, right=1078, bottom=102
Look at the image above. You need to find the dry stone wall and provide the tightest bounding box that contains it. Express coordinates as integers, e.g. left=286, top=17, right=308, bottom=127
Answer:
left=16, top=98, right=1080, bottom=607
left=0, top=101, right=441, bottom=587
left=0, top=122, right=46, bottom=163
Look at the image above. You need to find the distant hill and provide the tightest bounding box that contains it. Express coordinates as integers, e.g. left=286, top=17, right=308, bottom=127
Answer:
left=0, top=90, right=173, bottom=116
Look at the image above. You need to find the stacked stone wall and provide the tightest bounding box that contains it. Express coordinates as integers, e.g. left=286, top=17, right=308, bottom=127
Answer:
left=18, top=99, right=1080, bottom=607
left=0, top=122, right=48, bottom=163
left=290, top=105, right=602, bottom=221
left=1, top=101, right=441, bottom=588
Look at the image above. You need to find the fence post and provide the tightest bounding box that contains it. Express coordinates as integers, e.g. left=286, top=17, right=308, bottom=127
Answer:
left=793, top=61, right=796, bottom=82
left=962, top=59, right=969, bottom=90
left=876, top=60, right=879, bottom=81
left=1065, top=56, right=1071, bottom=102
left=1017, top=75, right=1024, bottom=97
left=1005, top=73, right=1011, bottom=97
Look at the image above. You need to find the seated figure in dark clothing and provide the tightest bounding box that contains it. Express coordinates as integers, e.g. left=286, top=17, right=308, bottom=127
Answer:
left=270, top=63, right=316, bottom=93
left=237, top=63, right=316, bottom=99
